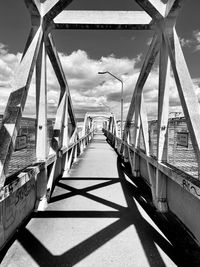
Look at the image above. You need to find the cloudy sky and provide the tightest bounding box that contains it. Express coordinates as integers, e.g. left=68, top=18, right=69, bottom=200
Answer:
left=0, top=0, right=200, bottom=120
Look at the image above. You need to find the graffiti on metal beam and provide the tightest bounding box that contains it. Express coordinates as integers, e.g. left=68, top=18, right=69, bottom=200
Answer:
left=182, top=179, right=200, bottom=197
left=4, top=178, right=35, bottom=231
left=0, top=168, right=38, bottom=203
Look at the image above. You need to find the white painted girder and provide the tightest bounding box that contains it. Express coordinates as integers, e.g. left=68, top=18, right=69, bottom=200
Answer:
left=54, top=10, right=152, bottom=30
left=157, top=33, right=170, bottom=163
left=0, top=27, right=42, bottom=187
left=42, top=0, right=74, bottom=22
left=45, top=34, right=76, bottom=127
left=135, top=0, right=165, bottom=19
left=123, top=34, right=161, bottom=140
left=155, top=33, right=170, bottom=212
left=13, top=27, right=42, bottom=90
left=36, top=40, right=48, bottom=161
left=45, top=34, right=67, bottom=91
left=50, top=91, right=67, bottom=153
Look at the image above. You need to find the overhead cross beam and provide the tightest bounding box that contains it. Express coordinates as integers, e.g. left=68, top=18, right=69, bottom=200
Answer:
left=135, top=0, right=166, bottom=19
left=43, top=0, right=74, bottom=23
left=53, top=10, right=152, bottom=30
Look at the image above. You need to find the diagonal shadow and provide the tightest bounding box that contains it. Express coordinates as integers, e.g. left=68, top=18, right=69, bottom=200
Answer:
left=17, top=193, right=179, bottom=267
left=51, top=179, right=126, bottom=211
left=19, top=167, right=182, bottom=266
left=116, top=157, right=170, bottom=267
left=17, top=218, right=132, bottom=267
left=51, top=185, right=126, bottom=212
left=2, top=156, right=197, bottom=266
left=79, top=191, right=126, bottom=211
left=55, top=218, right=130, bottom=266
left=58, top=179, right=119, bottom=194
left=17, top=229, right=54, bottom=267
left=116, top=156, right=193, bottom=267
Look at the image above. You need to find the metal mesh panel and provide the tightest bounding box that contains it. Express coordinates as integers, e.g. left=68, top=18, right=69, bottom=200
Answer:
left=149, top=121, right=157, bottom=158
left=139, top=129, right=145, bottom=151
left=6, top=118, right=55, bottom=177
left=167, top=118, right=198, bottom=179
left=7, top=117, right=36, bottom=176
left=149, top=118, right=199, bottom=179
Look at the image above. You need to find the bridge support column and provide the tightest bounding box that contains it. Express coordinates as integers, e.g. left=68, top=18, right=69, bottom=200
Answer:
left=132, top=152, right=140, bottom=177
left=62, top=92, right=69, bottom=173
left=156, top=170, right=168, bottom=212
left=80, top=140, right=83, bottom=154
left=34, top=163, right=48, bottom=211
left=65, top=147, right=73, bottom=172
left=132, top=104, right=141, bottom=177
left=36, top=41, right=48, bottom=161
left=155, top=33, right=170, bottom=213
left=35, top=40, right=48, bottom=209
left=73, top=141, right=78, bottom=163
left=147, top=163, right=157, bottom=206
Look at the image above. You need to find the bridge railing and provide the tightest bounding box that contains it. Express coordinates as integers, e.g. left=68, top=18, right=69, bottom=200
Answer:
left=61, top=129, right=94, bottom=171
left=0, top=128, right=94, bottom=250
left=104, top=128, right=200, bottom=245
left=1, top=0, right=200, bottom=251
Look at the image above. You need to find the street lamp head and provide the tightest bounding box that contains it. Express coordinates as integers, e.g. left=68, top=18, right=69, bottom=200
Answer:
left=98, top=71, right=107, bottom=75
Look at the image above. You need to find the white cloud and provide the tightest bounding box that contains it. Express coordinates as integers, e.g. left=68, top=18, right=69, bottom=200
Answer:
left=0, top=46, right=141, bottom=118
left=179, top=30, right=200, bottom=51
left=146, top=37, right=153, bottom=46
left=179, top=37, right=193, bottom=48
left=193, top=30, right=200, bottom=51
left=0, top=43, right=8, bottom=55
left=0, top=43, right=200, bottom=121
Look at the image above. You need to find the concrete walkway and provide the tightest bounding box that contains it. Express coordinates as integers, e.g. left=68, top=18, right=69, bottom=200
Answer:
left=1, top=134, right=186, bottom=266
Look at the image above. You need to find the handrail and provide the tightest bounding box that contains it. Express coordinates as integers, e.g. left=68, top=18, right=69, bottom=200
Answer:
left=61, top=130, right=94, bottom=154
left=103, top=129, right=200, bottom=203
left=5, top=129, right=94, bottom=180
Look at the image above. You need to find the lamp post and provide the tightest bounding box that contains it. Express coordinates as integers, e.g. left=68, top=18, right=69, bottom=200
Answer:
left=98, top=71, right=123, bottom=138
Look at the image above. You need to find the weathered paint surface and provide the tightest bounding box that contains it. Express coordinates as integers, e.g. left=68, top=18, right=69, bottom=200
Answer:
left=105, top=130, right=200, bottom=245
left=0, top=170, right=37, bottom=249
left=3, top=179, right=36, bottom=241
left=167, top=178, right=200, bottom=244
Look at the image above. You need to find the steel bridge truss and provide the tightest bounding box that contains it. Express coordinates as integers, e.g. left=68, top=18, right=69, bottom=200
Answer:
left=0, top=0, right=200, bottom=214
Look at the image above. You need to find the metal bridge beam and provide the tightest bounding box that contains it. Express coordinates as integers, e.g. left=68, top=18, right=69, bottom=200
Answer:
left=53, top=10, right=152, bottom=30
left=0, top=27, right=42, bottom=187
left=0, top=0, right=199, bottom=217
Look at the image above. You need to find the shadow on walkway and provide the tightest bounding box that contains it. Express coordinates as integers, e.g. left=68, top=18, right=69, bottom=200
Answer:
left=1, top=157, right=200, bottom=266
